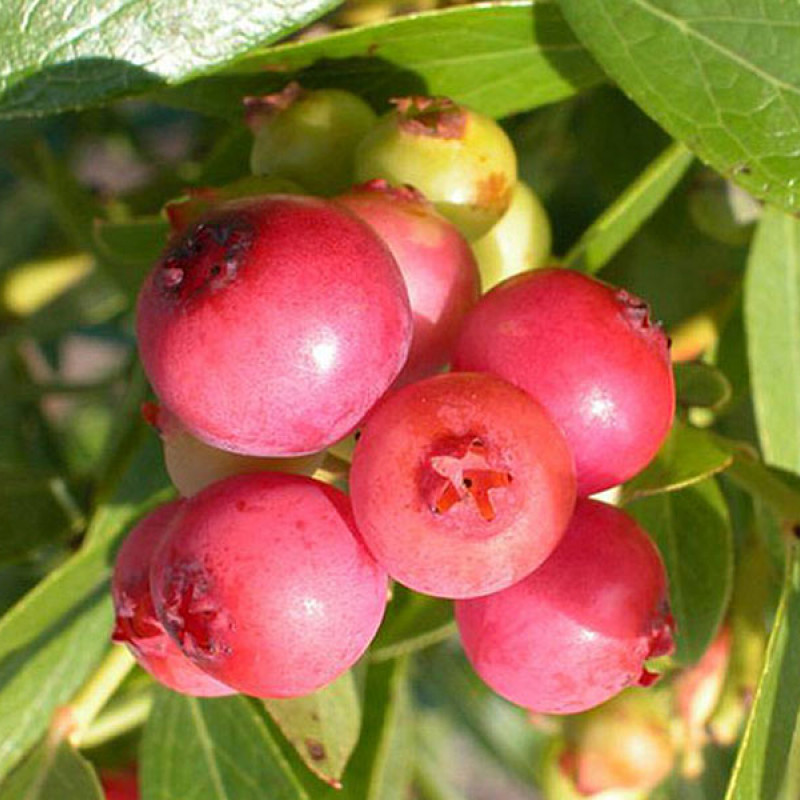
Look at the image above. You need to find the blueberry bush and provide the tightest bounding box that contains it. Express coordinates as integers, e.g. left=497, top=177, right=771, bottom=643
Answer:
left=0, top=1, right=799, bottom=798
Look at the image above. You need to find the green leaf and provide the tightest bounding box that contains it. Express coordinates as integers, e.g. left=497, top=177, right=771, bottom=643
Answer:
left=0, top=0, right=339, bottom=118
left=725, top=541, right=800, bottom=800
left=723, top=444, right=800, bottom=525
left=339, top=657, right=413, bottom=800
left=0, top=736, right=103, bottom=800
left=0, top=544, right=113, bottom=784
left=369, top=586, right=455, bottom=663
left=620, top=421, right=733, bottom=503
left=140, top=692, right=308, bottom=800
left=745, top=205, right=800, bottom=474
left=0, top=395, right=169, bottom=783
left=557, top=0, right=800, bottom=215
left=417, top=646, right=543, bottom=786
left=263, top=670, right=362, bottom=787
left=674, top=361, right=733, bottom=412
left=0, top=471, right=84, bottom=562
left=628, top=478, right=733, bottom=664
left=156, top=1, right=604, bottom=120
left=563, top=140, right=694, bottom=273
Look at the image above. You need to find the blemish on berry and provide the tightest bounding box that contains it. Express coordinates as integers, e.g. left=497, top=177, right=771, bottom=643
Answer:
left=392, top=96, right=467, bottom=139
left=160, top=562, right=232, bottom=662
left=476, top=172, right=512, bottom=213
left=157, top=215, right=254, bottom=301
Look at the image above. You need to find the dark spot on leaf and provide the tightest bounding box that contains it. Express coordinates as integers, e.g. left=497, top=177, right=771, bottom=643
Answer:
left=305, top=738, right=326, bottom=761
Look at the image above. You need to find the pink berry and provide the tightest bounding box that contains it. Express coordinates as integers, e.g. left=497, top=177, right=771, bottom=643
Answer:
left=336, top=180, right=481, bottom=384
left=150, top=473, right=388, bottom=698
left=453, top=267, right=675, bottom=495
left=455, top=498, right=675, bottom=714
left=136, top=194, right=412, bottom=457
left=349, top=372, right=576, bottom=599
left=111, top=501, right=235, bottom=697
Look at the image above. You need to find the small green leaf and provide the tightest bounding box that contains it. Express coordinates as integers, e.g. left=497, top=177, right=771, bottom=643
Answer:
left=92, top=217, right=169, bottom=299
left=0, top=0, right=339, bottom=118
left=628, top=478, right=733, bottom=664
left=745, top=205, right=800, bottom=474
left=288, top=658, right=414, bottom=799
left=674, top=361, right=733, bottom=412
left=724, top=541, right=800, bottom=800
left=140, top=692, right=308, bottom=800
left=369, top=586, right=455, bottom=663
left=621, top=421, right=733, bottom=503
left=157, top=1, right=604, bottom=120
left=563, top=140, right=694, bottom=273
left=263, top=669, right=362, bottom=787
left=0, top=736, right=103, bottom=800
left=557, top=0, right=800, bottom=214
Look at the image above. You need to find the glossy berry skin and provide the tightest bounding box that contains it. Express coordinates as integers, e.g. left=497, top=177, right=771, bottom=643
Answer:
left=471, top=180, right=551, bottom=291
left=455, top=499, right=675, bottom=714
left=143, top=403, right=323, bottom=497
left=137, top=194, right=412, bottom=457
left=247, top=83, right=376, bottom=196
left=355, top=96, right=517, bottom=240
left=150, top=473, right=388, bottom=698
left=336, top=181, right=481, bottom=384
left=453, top=267, right=675, bottom=495
left=350, top=372, right=576, bottom=599
left=111, top=502, right=235, bottom=697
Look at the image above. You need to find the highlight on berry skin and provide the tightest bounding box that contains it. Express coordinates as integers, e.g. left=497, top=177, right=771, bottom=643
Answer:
left=455, top=498, right=675, bottom=715
left=136, top=193, right=412, bottom=458
left=149, top=472, right=389, bottom=698
left=453, top=266, right=675, bottom=496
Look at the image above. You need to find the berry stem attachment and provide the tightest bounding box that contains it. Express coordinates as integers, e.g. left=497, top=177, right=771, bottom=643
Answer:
left=52, top=644, right=136, bottom=747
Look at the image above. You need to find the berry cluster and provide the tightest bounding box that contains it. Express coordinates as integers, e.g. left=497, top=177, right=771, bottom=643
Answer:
left=113, top=86, right=677, bottom=714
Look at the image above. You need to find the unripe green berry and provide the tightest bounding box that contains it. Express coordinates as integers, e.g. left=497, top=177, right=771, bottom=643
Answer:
left=355, top=96, right=517, bottom=240
left=472, top=180, right=551, bottom=290
left=247, top=83, right=376, bottom=195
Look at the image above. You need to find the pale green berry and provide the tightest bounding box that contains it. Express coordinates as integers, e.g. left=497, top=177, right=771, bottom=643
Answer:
left=472, top=180, right=552, bottom=291
left=355, top=96, right=517, bottom=240
left=248, top=83, right=376, bottom=196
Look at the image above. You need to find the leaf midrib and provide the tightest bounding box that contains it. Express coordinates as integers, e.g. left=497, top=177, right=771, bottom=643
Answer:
left=628, top=0, right=800, bottom=99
